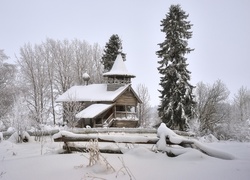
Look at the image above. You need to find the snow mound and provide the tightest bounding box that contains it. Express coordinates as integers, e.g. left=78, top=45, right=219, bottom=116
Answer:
left=86, top=155, right=114, bottom=175
left=7, top=127, right=15, bottom=133
left=156, top=123, right=235, bottom=160
left=199, top=134, right=219, bottom=143
left=123, top=146, right=156, bottom=158
left=89, top=160, right=113, bottom=174
left=175, top=148, right=207, bottom=161
left=8, top=131, right=32, bottom=143
left=193, top=139, right=235, bottom=160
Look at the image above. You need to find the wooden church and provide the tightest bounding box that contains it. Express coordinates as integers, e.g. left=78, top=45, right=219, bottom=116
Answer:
left=56, top=54, right=142, bottom=128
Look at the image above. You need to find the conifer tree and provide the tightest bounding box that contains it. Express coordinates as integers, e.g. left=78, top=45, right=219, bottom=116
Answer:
left=101, top=34, right=126, bottom=71
left=156, top=5, right=196, bottom=131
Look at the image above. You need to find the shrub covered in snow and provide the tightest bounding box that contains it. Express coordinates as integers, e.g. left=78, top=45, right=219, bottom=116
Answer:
left=199, top=134, right=219, bottom=143
left=8, top=131, right=32, bottom=143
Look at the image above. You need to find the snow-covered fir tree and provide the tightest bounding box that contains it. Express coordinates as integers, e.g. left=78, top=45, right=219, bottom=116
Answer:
left=156, top=5, right=196, bottom=131
left=101, top=34, right=126, bottom=72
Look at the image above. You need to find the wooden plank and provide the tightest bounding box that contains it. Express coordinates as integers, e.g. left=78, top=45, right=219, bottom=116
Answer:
left=116, top=90, right=137, bottom=105
left=54, top=135, right=159, bottom=144
left=112, top=120, right=138, bottom=128
left=62, top=145, right=122, bottom=154
left=54, top=134, right=194, bottom=146
left=69, top=128, right=157, bottom=134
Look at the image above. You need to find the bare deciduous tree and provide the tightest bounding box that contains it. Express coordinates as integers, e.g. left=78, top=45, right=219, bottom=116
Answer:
left=17, top=38, right=104, bottom=125
left=195, top=80, right=230, bottom=135
left=0, top=50, right=17, bottom=128
left=224, top=86, right=250, bottom=141
left=233, top=86, right=250, bottom=121
left=8, top=98, right=31, bottom=143
left=17, top=44, right=50, bottom=124
left=136, top=84, right=151, bottom=127
left=62, top=95, right=84, bottom=128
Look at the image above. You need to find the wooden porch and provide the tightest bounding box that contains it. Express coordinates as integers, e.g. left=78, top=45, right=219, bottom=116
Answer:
left=96, top=111, right=139, bottom=128
left=76, top=104, right=139, bottom=128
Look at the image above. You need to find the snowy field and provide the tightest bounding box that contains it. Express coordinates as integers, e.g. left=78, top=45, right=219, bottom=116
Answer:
left=1, top=135, right=250, bottom=180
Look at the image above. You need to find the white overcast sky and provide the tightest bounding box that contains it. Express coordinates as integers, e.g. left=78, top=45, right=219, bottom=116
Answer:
left=1, top=0, right=250, bottom=106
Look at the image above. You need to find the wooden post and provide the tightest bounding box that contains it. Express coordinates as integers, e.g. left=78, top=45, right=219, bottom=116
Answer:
left=62, top=136, right=71, bottom=153
left=114, top=106, right=116, bottom=118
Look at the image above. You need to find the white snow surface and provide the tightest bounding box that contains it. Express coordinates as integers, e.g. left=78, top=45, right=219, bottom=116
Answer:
left=1, top=137, right=250, bottom=180
left=75, top=104, right=114, bottom=118
left=56, top=84, right=130, bottom=102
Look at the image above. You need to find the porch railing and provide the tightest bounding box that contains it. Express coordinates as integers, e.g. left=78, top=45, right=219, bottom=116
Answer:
left=103, top=113, right=114, bottom=127
left=115, top=111, right=137, bottom=120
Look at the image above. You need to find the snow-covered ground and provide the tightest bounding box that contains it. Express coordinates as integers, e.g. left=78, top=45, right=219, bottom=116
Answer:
left=1, top=134, right=250, bottom=180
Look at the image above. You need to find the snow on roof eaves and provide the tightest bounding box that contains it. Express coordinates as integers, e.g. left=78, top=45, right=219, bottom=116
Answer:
left=103, top=70, right=135, bottom=77
left=55, top=84, right=130, bottom=102
left=75, top=104, right=114, bottom=118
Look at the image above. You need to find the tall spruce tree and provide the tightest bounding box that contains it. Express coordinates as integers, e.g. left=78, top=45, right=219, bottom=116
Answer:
left=101, top=34, right=126, bottom=71
left=156, top=5, right=196, bottom=131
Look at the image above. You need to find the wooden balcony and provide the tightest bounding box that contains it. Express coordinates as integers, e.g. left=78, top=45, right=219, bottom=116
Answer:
left=115, top=111, right=138, bottom=120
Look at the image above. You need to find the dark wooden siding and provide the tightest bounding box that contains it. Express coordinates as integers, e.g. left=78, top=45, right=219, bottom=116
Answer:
left=115, top=89, right=138, bottom=106
left=112, top=120, right=138, bottom=128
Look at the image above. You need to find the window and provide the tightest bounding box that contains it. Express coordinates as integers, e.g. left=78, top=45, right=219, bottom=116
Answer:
left=116, top=105, right=125, bottom=111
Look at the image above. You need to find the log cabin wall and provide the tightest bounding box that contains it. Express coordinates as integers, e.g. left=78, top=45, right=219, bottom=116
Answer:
left=115, top=89, right=138, bottom=106
left=112, top=120, right=138, bottom=128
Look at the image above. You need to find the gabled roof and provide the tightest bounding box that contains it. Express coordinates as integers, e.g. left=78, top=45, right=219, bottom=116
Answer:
left=56, top=84, right=130, bottom=102
left=103, top=54, right=135, bottom=77
left=75, top=104, right=114, bottom=118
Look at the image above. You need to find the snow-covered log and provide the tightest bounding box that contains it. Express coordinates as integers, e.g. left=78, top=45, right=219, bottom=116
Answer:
left=53, top=130, right=194, bottom=146
left=53, top=124, right=234, bottom=160
left=156, top=123, right=235, bottom=160
left=53, top=131, right=159, bottom=144
left=69, top=128, right=157, bottom=134
left=2, top=129, right=59, bottom=139
left=27, top=129, right=59, bottom=136
left=191, top=140, right=235, bottom=160
left=53, top=130, right=196, bottom=154
left=62, top=142, right=122, bottom=154
left=68, top=127, right=194, bottom=136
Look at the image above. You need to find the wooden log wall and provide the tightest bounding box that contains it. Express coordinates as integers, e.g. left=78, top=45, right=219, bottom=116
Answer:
left=116, top=90, right=138, bottom=106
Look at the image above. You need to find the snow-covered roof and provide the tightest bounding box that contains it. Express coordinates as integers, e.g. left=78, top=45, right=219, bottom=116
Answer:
left=56, top=84, right=130, bottom=102
left=103, top=54, right=135, bottom=77
left=75, top=104, right=114, bottom=118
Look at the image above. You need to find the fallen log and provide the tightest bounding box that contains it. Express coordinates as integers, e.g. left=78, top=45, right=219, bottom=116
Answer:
left=157, top=123, right=235, bottom=160
left=69, top=128, right=157, bottom=134
left=53, top=125, right=235, bottom=160
left=62, top=143, right=122, bottom=154
left=67, top=127, right=195, bottom=136
left=53, top=132, right=159, bottom=144
left=53, top=131, right=194, bottom=145
left=27, top=129, right=59, bottom=136
left=2, top=129, right=60, bottom=139
left=53, top=130, right=195, bottom=153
